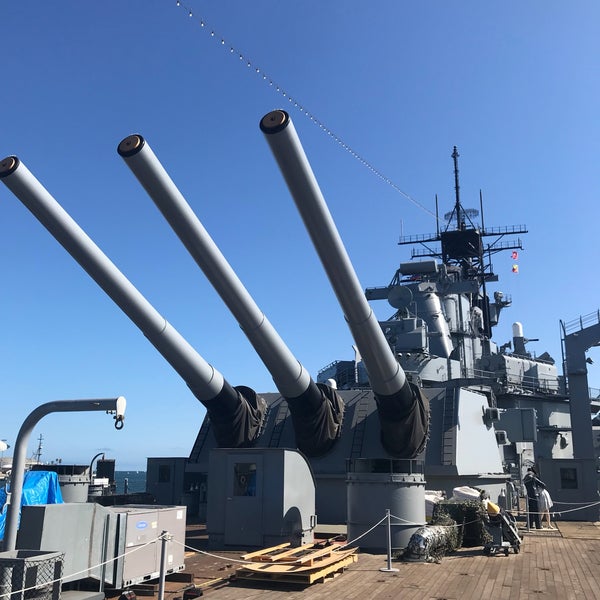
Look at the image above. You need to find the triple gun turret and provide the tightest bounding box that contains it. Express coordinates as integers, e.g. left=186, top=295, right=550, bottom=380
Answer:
left=0, top=110, right=429, bottom=458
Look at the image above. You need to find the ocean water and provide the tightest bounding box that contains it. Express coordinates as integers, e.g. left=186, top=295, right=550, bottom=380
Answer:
left=114, top=470, right=146, bottom=494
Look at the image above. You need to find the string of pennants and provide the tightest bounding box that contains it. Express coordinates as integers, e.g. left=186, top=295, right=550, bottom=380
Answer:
left=511, top=250, right=519, bottom=274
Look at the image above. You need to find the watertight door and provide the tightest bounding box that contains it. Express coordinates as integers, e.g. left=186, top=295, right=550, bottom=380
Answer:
left=224, top=454, right=263, bottom=546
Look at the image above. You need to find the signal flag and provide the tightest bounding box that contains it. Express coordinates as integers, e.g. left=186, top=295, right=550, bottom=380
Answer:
left=512, top=264, right=519, bottom=274
left=511, top=251, right=519, bottom=260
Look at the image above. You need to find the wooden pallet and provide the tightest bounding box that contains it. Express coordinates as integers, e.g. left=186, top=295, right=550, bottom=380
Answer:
left=236, top=542, right=358, bottom=585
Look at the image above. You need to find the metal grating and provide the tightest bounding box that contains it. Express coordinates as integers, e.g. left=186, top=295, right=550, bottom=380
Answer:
left=0, top=551, right=63, bottom=600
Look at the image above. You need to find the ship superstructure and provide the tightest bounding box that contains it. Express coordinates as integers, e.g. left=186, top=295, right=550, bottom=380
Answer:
left=2, top=117, right=598, bottom=548
left=317, top=147, right=599, bottom=520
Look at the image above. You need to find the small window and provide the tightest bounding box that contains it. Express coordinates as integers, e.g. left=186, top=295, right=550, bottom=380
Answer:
left=560, top=467, right=578, bottom=490
left=158, top=465, right=171, bottom=483
left=233, top=462, right=257, bottom=496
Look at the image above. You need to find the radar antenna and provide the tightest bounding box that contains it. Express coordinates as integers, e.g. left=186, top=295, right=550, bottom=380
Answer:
left=386, top=147, right=529, bottom=337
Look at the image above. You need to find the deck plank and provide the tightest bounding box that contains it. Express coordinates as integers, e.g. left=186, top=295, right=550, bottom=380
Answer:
left=159, top=521, right=600, bottom=600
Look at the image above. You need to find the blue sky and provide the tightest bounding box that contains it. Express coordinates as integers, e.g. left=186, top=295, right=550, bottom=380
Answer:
left=1, top=1, right=598, bottom=470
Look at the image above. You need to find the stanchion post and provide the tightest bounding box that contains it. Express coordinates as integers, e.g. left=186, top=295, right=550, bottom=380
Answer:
left=379, top=509, right=399, bottom=573
left=158, top=531, right=172, bottom=600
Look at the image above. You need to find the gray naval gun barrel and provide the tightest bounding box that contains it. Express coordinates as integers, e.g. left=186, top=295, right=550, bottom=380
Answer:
left=260, top=110, right=429, bottom=458
left=0, top=155, right=266, bottom=448
left=117, top=134, right=343, bottom=457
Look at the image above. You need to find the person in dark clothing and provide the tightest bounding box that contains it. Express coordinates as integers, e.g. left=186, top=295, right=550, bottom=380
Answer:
left=523, top=467, right=546, bottom=529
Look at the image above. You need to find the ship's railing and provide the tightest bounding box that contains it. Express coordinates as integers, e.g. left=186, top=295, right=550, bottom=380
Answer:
left=562, top=309, right=600, bottom=335
left=485, top=239, right=525, bottom=251
left=530, top=354, right=555, bottom=366
left=482, top=224, right=528, bottom=236
left=318, top=360, right=426, bottom=391
left=517, top=375, right=561, bottom=394
left=318, top=359, right=345, bottom=374
left=463, top=367, right=496, bottom=380
left=323, top=360, right=564, bottom=395
left=462, top=366, right=562, bottom=394
left=411, top=247, right=440, bottom=258
left=500, top=373, right=562, bottom=394
left=398, top=224, right=528, bottom=246
left=398, top=232, right=439, bottom=245
left=346, top=457, right=424, bottom=475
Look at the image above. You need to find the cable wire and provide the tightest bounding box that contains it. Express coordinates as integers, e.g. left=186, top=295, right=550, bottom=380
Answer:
left=173, top=0, right=436, bottom=219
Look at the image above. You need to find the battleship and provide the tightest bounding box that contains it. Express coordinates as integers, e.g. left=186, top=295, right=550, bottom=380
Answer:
left=0, top=110, right=599, bottom=556
left=143, top=112, right=600, bottom=535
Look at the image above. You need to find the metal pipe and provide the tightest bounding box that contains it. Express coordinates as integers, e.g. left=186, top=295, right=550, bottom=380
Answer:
left=0, top=156, right=266, bottom=448
left=118, top=135, right=310, bottom=398
left=260, top=111, right=404, bottom=396
left=2, top=397, right=126, bottom=551
left=260, top=110, right=429, bottom=457
left=89, top=451, right=105, bottom=485
left=117, top=135, right=344, bottom=456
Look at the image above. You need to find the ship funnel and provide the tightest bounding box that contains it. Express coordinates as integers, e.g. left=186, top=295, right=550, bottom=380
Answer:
left=117, top=135, right=343, bottom=456
left=0, top=156, right=266, bottom=448
left=260, top=110, right=429, bottom=457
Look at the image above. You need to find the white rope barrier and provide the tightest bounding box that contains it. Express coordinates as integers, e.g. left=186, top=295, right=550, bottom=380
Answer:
left=552, top=499, right=600, bottom=505
left=172, top=513, right=389, bottom=558
left=335, top=514, right=389, bottom=550
left=389, top=512, right=486, bottom=529
left=387, top=513, right=426, bottom=527
left=525, top=499, right=600, bottom=516
left=4, top=497, right=597, bottom=598
left=170, top=537, right=262, bottom=565
left=550, top=500, right=600, bottom=516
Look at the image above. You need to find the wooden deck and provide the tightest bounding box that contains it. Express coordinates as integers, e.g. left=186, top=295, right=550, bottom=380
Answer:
left=145, top=521, right=600, bottom=600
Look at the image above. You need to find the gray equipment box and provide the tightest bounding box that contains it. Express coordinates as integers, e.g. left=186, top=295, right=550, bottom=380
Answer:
left=17, top=504, right=186, bottom=589
left=0, top=550, right=63, bottom=600
left=108, top=505, right=186, bottom=587
left=17, top=503, right=107, bottom=583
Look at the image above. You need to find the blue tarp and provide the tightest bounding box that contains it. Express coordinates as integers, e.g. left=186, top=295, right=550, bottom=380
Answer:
left=0, top=471, right=63, bottom=540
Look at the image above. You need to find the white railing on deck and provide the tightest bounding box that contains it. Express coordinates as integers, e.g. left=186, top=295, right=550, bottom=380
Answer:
left=563, top=309, right=600, bottom=335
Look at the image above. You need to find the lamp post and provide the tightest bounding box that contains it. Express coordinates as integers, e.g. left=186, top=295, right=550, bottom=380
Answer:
left=2, top=397, right=126, bottom=551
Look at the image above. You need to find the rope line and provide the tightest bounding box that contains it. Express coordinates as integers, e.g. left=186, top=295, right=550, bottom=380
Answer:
left=389, top=512, right=486, bottom=529
left=173, top=0, right=436, bottom=219
left=335, top=514, right=389, bottom=550
left=525, top=499, right=600, bottom=516
left=171, top=537, right=267, bottom=565
left=171, top=515, right=388, bottom=558
left=4, top=498, right=597, bottom=599
left=550, top=500, right=600, bottom=516
left=388, top=513, right=427, bottom=527
left=552, top=499, right=600, bottom=505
